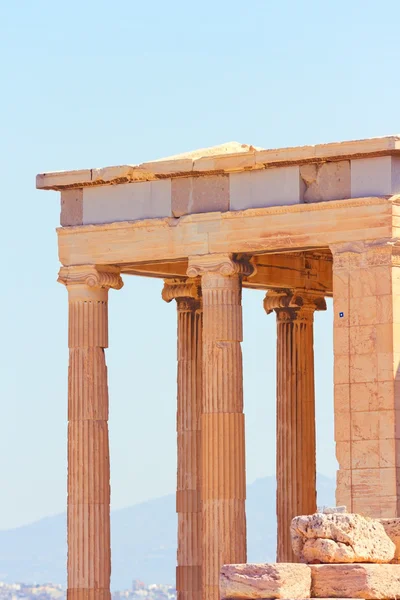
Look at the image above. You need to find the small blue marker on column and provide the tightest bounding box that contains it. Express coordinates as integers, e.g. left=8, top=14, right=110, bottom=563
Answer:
left=339, top=312, right=344, bottom=318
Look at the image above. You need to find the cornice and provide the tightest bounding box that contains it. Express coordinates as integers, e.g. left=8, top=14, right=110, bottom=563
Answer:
left=38, top=136, right=400, bottom=191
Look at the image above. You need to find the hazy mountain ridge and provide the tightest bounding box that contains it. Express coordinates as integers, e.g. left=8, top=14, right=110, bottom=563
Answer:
left=0, top=474, right=335, bottom=589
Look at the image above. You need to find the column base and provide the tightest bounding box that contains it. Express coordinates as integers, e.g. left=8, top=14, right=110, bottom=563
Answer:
left=67, top=589, right=110, bottom=600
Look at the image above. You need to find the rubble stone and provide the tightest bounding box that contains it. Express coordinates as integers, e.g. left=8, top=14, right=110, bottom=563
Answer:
left=291, top=513, right=395, bottom=563
left=380, top=519, right=400, bottom=563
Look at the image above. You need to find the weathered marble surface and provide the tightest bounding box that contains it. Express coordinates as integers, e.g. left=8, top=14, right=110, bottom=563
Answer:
left=291, top=513, right=395, bottom=563
left=220, top=563, right=311, bottom=599
left=311, top=563, right=400, bottom=599
left=380, top=519, right=400, bottom=563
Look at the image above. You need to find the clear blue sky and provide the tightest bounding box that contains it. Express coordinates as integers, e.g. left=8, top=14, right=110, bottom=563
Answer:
left=0, top=0, right=399, bottom=530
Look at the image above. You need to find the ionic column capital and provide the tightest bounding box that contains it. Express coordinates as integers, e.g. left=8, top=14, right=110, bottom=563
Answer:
left=264, top=289, right=326, bottom=320
left=58, top=265, right=123, bottom=291
left=162, top=278, right=202, bottom=313
left=60, top=266, right=122, bottom=348
left=187, top=253, right=255, bottom=279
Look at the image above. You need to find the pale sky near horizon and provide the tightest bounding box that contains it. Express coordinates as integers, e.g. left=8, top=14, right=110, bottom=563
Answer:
left=1, top=0, right=399, bottom=530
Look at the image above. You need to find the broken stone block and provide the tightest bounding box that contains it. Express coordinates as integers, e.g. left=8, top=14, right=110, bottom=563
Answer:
left=291, top=513, right=395, bottom=563
left=380, top=519, right=400, bottom=563
left=300, top=160, right=350, bottom=202
left=220, top=563, right=311, bottom=599
left=311, top=563, right=400, bottom=599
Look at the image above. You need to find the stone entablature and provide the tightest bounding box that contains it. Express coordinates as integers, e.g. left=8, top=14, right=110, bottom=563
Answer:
left=37, top=136, right=400, bottom=226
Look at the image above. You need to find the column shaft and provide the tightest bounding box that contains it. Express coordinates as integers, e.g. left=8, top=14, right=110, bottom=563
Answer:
left=188, top=255, right=252, bottom=600
left=163, top=281, right=202, bottom=600
left=265, top=290, right=325, bottom=563
left=59, top=266, right=122, bottom=600
left=177, top=301, right=202, bottom=600
left=276, top=311, right=316, bottom=562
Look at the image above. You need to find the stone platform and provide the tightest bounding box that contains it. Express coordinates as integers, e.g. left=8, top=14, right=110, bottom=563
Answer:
left=220, top=562, right=400, bottom=599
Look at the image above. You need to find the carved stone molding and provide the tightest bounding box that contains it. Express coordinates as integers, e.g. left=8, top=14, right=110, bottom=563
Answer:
left=330, top=239, right=400, bottom=269
left=187, top=253, right=255, bottom=279
left=330, top=238, right=400, bottom=255
left=58, top=265, right=123, bottom=290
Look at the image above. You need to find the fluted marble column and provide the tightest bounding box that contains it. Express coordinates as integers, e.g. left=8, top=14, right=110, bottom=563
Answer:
left=187, top=254, right=254, bottom=600
left=162, top=279, right=202, bottom=600
left=58, top=265, right=123, bottom=600
left=264, top=290, right=326, bottom=563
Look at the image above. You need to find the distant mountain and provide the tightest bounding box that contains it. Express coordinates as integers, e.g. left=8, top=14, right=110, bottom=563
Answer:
left=0, top=474, right=335, bottom=589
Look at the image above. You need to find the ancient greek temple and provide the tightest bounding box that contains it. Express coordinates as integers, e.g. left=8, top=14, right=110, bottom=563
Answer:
left=37, top=136, right=400, bottom=600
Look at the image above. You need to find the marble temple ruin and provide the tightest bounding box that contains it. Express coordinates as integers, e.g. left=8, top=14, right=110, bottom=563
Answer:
left=37, top=136, right=400, bottom=600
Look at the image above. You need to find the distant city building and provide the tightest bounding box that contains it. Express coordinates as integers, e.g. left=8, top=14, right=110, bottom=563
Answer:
left=0, top=581, right=176, bottom=600
left=132, top=580, right=145, bottom=591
